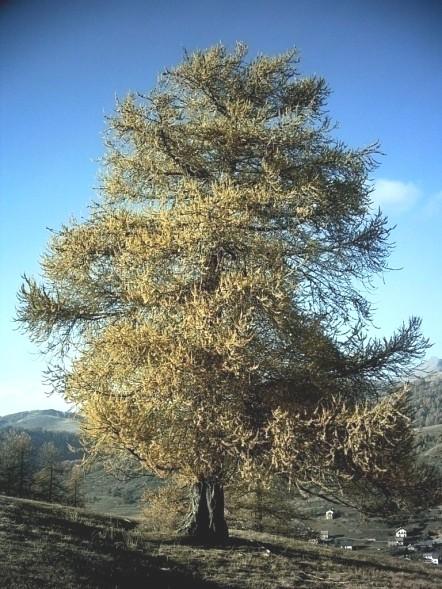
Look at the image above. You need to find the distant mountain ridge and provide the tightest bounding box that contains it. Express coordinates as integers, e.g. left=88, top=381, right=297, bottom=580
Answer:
left=412, top=356, right=442, bottom=379
left=0, top=409, right=80, bottom=433
left=427, top=357, right=442, bottom=372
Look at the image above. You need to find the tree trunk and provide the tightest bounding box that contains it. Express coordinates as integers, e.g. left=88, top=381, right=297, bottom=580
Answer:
left=255, top=481, right=263, bottom=532
left=48, top=466, right=53, bottom=502
left=180, top=479, right=228, bottom=544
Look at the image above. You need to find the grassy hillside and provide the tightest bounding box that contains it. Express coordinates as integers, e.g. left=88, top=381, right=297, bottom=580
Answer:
left=295, top=495, right=442, bottom=549
left=83, top=462, right=158, bottom=518
left=0, top=410, right=154, bottom=516
left=0, top=409, right=80, bottom=434
left=409, top=369, right=442, bottom=428
left=1, top=495, right=442, bottom=589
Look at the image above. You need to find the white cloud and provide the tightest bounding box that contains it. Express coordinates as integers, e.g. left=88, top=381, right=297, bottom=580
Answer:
left=372, top=179, right=421, bottom=213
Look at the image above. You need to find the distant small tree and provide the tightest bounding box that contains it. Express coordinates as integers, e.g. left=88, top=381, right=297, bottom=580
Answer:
left=33, top=442, right=65, bottom=503
left=18, top=44, right=441, bottom=543
left=66, top=463, right=84, bottom=507
left=15, top=431, right=33, bottom=497
left=0, top=430, right=33, bottom=497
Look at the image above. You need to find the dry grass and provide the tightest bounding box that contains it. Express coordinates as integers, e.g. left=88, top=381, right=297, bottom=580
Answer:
left=0, top=495, right=441, bottom=588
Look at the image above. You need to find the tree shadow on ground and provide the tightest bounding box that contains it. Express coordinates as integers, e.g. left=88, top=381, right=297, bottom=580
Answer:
left=0, top=497, right=224, bottom=588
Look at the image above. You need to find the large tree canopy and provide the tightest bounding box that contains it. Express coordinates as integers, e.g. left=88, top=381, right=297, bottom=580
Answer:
left=18, top=44, right=439, bottom=542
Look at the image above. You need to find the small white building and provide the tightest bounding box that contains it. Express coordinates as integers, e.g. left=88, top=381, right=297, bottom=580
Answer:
left=395, top=528, right=407, bottom=539
left=325, top=509, right=334, bottom=520
left=424, top=553, right=439, bottom=565
left=320, top=530, right=329, bottom=540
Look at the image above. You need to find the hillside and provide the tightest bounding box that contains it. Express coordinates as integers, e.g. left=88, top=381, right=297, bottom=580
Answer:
left=83, top=461, right=157, bottom=518
left=0, top=409, right=80, bottom=433
left=412, top=357, right=442, bottom=377
left=409, top=372, right=442, bottom=428
left=0, top=409, right=153, bottom=515
left=1, top=495, right=442, bottom=589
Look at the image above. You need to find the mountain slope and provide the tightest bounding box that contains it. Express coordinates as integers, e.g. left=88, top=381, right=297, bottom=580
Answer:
left=408, top=364, right=442, bottom=428
left=0, top=409, right=150, bottom=516
left=0, top=409, right=80, bottom=433
left=413, top=357, right=442, bottom=378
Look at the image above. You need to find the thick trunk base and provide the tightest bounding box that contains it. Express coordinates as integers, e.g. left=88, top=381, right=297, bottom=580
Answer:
left=180, top=479, right=228, bottom=544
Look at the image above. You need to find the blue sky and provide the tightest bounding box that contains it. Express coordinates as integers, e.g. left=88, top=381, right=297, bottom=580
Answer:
left=1, top=0, right=441, bottom=415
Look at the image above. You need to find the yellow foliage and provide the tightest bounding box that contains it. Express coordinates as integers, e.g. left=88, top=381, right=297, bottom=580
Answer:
left=18, top=44, right=437, bottom=514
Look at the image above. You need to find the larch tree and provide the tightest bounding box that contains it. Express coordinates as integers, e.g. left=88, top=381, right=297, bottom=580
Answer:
left=0, top=430, right=32, bottom=497
left=18, top=44, right=440, bottom=544
left=66, top=463, right=85, bottom=507
left=33, top=442, right=64, bottom=503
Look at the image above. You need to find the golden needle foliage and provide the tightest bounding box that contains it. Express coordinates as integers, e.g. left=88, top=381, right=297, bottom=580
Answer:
left=18, top=44, right=439, bottom=514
